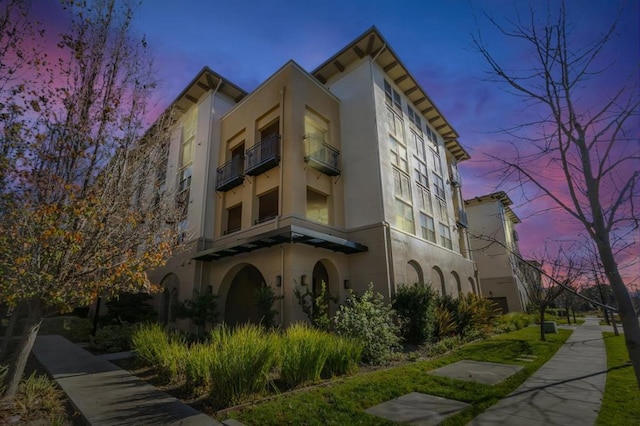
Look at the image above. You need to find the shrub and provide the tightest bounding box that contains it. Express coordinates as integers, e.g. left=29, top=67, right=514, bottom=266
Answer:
left=131, top=322, right=168, bottom=365
left=90, top=323, right=133, bottom=353
left=392, top=283, right=436, bottom=345
left=184, top=342, right=215, bottom=393
left=333, top=284, right=400, bottom=365
left=293, top=281, right=336, bottom=331
left=456, top=293, right=497, bottom=336
left=172, top=290, right=218, bottom=331
left=255, top=286, right=282, bottom=329
left=279, top=323, right=331, bottom=387
left=433, top=302, right=456, bottom=340
left=39, top=316, right=92, bottom=343
left=102, top=292, right=157, bottom=324
left=13, top=373, right=66, bottom=422
left=208, top=324, right=276, bottom=406
left=495, top=312, right=534, bottom=332
left=323, top=335, right=363, bottom=377
left=156, top=338, right=189, bottom=383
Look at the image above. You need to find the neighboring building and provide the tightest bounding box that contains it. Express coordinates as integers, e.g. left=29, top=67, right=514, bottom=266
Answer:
left=148, top=27, right=477, bottom=328
left=464, top=191, right=529, bottom=313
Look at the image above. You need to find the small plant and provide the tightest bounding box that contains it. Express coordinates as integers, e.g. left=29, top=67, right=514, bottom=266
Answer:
left=208, top=324, right=277, bottom=406
left=12, top=373, right=66, bottom=423
left=455, top=293, right=497, bottom=336
left=279, top=323, right=331, bottom=387
left=172, top=290, right=219, bottom=332
left=433, top=302, right=456, bottom=340
left=392, top=283, right=436, bottom=345
left=255, top=286, right=282, bottom=329
left=90, top=323, right=133, bottom=353
left=333, top=284, right=400, bottom=365
left=293, top=281, right=336, bottom=331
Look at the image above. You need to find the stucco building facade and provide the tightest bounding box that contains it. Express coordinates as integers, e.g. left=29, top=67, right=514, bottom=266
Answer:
left=149, top=28, right=478, bottom=327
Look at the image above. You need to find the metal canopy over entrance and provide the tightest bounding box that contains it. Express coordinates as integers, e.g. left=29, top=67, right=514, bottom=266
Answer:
left=192, top=225, right=368, bottom=262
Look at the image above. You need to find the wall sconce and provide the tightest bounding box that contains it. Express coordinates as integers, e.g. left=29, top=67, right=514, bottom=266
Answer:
left=301, top=275, right=308, bottom=286
left=343, top=279, right=350, bottom=289
left=275, top=275, right=282, bottom=287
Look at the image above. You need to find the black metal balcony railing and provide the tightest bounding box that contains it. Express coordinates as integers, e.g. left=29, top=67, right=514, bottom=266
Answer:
left=245, top=134, right=281, bottom=176
left=216, top=155, right=244, bottom=192
left=456, top=208, right=468, bottom=228
left=303, top=135, right=340, bottom=176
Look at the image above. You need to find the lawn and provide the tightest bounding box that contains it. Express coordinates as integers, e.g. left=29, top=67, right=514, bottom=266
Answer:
left=227, top=327, right=571, bottom=425
left=596, top=333, right=640, bottom=426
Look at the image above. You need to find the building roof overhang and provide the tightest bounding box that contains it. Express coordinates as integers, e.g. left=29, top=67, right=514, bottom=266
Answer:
left=464, top=191, right=521, bottom=224
left=192, top=225, right=368, bottom=262
left=311, top=27, right=470, bottom=162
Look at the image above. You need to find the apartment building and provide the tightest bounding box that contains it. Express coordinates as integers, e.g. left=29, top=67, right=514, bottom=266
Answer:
left=149, top=27, right=477, bottom=327
left=464, top=191, right=529, bottom=313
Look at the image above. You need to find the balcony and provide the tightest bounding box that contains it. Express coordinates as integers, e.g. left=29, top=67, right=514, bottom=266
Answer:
left=449, top=166, right=462, bottom=187
left=245, top=134, right=281, bottom=176
left=304, top=135, right=340, bottom=176
left=456, top=208, right=468, bottom=228
left=216, top=156, right=244, bottom=192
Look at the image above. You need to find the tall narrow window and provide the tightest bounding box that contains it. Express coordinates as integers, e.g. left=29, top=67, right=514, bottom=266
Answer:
left=396, top=199, right=415, bottom=234
left=393, top=168, right=412, bottom=202
left=390, top=136, right=408, bottom=172
left=439, top=222, right=452, bottom=249
left=225, top=204, right=242, bottom=234
left=420, top=213, right=436, bottom=243
left=384, top=80, right=401, bottom=111
left=256, top=189, right=279, bottom=224
left=306, top=188, right=329, bottom=224
left=418, top=186, right=432, bottom=214
left=433, top=173, right=445, bottom=200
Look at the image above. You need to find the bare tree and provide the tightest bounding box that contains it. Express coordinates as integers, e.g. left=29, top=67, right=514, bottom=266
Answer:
left=0, top=0, right=179, bottom=399
left=473, top=1, right=640, bottom=387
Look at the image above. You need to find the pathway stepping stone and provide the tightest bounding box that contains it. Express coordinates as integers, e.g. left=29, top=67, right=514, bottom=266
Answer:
left=429, top=360, right=523, bottom=385
left=365, top=392, right=470, bottom=425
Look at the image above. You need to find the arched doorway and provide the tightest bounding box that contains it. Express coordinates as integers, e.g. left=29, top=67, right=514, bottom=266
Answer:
left=468, top=277, right=476, bottom=294
left=451, top=271, right=462, bottom=296
left=159, top=274, right=179, bottom=324
left=224, top=264, right=265, bottom=326
left=432, top=266, right=446, bottom=295
left=406, top=260, right=424, bottom=286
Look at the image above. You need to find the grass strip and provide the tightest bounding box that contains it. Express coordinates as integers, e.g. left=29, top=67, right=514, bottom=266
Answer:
left=596, top=332, right=640, bottom=426
left=228, top=327, right=570, bottom=425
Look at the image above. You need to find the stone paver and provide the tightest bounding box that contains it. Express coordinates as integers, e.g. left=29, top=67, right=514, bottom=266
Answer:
left=467, top=317, right=607, bottom=426
left=365, top=392, right=470, bottom=426
left=33, top=335, right=222, bottom=426
left=429, top=360, right=523, bottom=385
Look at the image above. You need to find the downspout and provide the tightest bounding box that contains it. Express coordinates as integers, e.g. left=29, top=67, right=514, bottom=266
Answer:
left=280, top=246, right=285, bottom=326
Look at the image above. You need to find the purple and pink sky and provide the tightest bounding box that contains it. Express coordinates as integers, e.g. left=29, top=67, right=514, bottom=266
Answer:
left=33, top=0, right=639, bottom=285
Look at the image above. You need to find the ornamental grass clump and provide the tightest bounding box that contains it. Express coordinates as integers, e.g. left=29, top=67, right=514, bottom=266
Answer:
left=131, top=322, right=169, bottom=365
left=279, top=323, right=331, bottom=387
left=131, top=323, right=187, bottom=383
left=184, top=342, right=215, bottom=394
left=322, top=335, right=363, bottom=377
left=208, top=324, right=276, bottom=407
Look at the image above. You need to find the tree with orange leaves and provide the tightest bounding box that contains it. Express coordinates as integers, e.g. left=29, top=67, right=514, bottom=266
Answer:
left=0, top=0, right=179, bottom=399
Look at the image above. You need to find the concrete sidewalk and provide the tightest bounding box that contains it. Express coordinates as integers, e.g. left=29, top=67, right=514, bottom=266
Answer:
left=32, top=335, right=223, bottom=426
left=468, top=317, right=607, bottom=425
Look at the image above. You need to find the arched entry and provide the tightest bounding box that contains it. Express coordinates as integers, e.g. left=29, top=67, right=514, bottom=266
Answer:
left=451, top=271, right=462, bottom=296
left=406, top=260, right=424, bottom=286
left=224, top=264, right=265, bottom=326
left=311, top=259, right=338, bottom=316
left=468, top=277, right=476, bottom=294
left=159, top=274, right=179, bottom=324
left=432, top=266, right=446, bottom=295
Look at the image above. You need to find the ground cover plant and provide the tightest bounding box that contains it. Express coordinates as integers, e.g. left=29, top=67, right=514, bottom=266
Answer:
left=227, top=327, right=571, bottom=425
left=596, top=332, right=640, bottom=425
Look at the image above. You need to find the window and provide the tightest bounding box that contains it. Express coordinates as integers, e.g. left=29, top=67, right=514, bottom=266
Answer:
left=439, top=222, right=452, bottom=249
left=396, top=199, right=415, bottom=233
left=417, top=185, right=432, bottom=214
left=430, top=149, right=442, bottom=175
left=384, top=80, right=401, bottom=111
left=393, top=168, right=412, bottom=202
left=307, top=188, right=329, bottom=224
left=256, top=189, right=278, bottom=224
left=178, top=108, right=196, bottom=215
left=407, top=105, right=422, bottom=129
left=225, top=204, right=242, bottom=234
left=177, top=218, right=188, bottom=244
left=420, top=213, right=436, bottom=243
left=433, top=173, right=445, bottom=199
left=411, top=131, right=425, bottom=161
left=414, top=158, right=428, bottom=187
left=425, top=125, right=437, bottom=146
left=437, top=198, right=447, bottom=220
left=386, top=107, right=404, bottom=140
left=390, top=136, right=408, bottom=172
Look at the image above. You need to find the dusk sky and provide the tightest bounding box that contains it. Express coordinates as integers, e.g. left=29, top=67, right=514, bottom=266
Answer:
left=33, top=0, right=639, bottom=283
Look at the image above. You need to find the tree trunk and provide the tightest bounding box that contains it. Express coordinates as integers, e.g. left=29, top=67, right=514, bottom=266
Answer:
left=602, top=308, right=610, bottom=325
left=598, top=242, right=640, bottom=389
left=2, top=302, right=42, bottom=399
left=565, top=307, right=571, bottom=325
left=572, top=309, right=576, bottom=323
left=539, top=309, right=546, bottom=342
left=0, top=306, right=22, bottom=361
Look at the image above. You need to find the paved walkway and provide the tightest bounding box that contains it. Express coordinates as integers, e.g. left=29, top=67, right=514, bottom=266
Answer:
left=32, top=335, right=225, bottom=426
left=467, top=317, right=607, bottom=425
